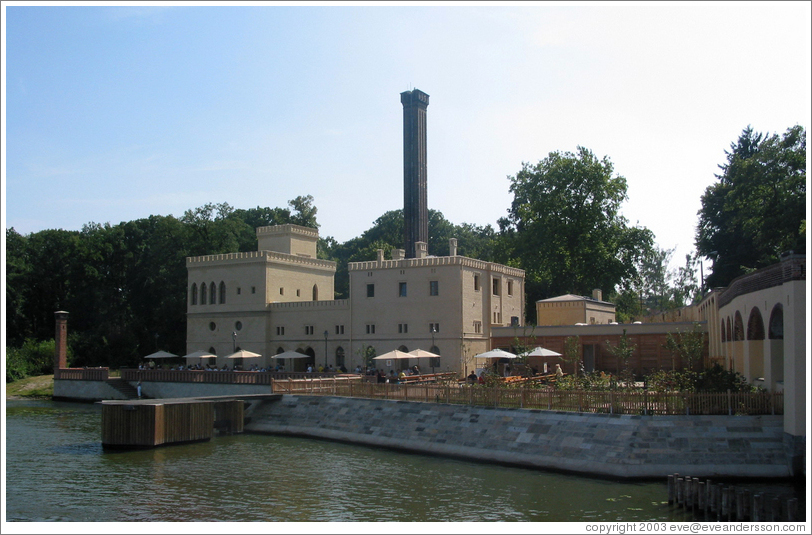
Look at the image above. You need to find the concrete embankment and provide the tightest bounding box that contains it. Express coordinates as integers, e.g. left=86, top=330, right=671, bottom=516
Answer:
left=244, top=394, right=792, bottom=479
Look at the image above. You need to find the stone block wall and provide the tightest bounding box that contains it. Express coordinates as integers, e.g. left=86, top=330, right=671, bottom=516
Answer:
left=244, top=395, right=792, bottom=479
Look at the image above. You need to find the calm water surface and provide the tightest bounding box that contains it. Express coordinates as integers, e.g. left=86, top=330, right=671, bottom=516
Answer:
left=3, top=399, right=794, bottom=523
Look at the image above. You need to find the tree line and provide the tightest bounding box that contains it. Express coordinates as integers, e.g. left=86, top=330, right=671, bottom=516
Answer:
left=5, top=126, right=805, bottom=379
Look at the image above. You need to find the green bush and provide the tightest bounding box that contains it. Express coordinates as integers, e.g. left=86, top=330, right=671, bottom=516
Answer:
left=645, top=364, right=757, bottom=393
left=5, top=338, right=73, bottom=382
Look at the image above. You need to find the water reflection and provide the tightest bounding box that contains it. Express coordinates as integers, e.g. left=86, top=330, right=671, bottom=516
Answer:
left=4, top=399, right=794, bottom=523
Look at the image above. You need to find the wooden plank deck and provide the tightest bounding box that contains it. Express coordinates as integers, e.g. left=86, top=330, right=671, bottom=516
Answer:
left=99, top=394, right=280, bottom=448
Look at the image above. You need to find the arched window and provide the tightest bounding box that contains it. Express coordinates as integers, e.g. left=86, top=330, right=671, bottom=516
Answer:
left=720, top=320, right=726, bottom=343
left=208, top=347, right=216, bottom=355
left=335, top=346, right=345, bottom=368
left=201, top=282, right=207, bottom=305
left=726, top=317, right=732, bottom=342
left=733, top=311, right=745, bottom=341
left=219, top=281, right=226, bottom=304
left=769, top=304, right=784, bottom=339
left=398, top=345, right=409, bottom=353
left=312, top=284, right=319, bottom=301
left=210, top=282, right=217, bottom=304
left=191, top=283, right=198, bottom=305
left=747, top=307, right=765, bottom=340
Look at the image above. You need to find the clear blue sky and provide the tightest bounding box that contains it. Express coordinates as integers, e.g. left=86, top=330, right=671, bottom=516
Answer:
left=3, top=2, right=810, bottom=270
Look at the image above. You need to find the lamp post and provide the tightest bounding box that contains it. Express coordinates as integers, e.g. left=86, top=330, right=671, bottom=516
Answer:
left=323, top=330, right=329, bottom=371
left=430, top=326, right=437, bottom=374
left=232, top=331, right=237, bottom=353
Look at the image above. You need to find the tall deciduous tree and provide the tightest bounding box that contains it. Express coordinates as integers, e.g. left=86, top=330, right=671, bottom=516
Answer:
left=696, top=125, right=806, bottom=288
left=499, top=147, right=654, bottom=317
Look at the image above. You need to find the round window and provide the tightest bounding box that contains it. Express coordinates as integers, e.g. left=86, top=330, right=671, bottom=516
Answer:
left=209, top=322, right=216, bottom=331
left=235, top=321, right=243, bottom=331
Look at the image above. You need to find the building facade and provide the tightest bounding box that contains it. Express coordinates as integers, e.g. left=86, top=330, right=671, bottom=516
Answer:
left=535, top=290, right=616, bottom=326
left=186, top=225, right=525, bottom=375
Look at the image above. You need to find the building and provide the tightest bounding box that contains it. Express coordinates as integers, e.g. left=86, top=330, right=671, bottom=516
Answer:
left=535, top=289, right=616, bottom=326
left=186, top=88, right=526, bottom=374
left=186, top=228, right=525, bottom=375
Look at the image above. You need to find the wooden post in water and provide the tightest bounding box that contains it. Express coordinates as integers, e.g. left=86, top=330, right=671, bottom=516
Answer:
left=721, top=487, right=731, bottom=521
left=752, top=494, right=763, bottom=522
left=787, top=498, right=798, bottom=521
left=735, top=488, right=745, bottom=520
left=676, top=477, right=685, bottom=507
left=667, top=475, right=675, bottom=505
left=685, top=477, right=693, bottom=510
left=769, top=497, right=781, bottom=521
left=697, top=481, right=706, bottom=517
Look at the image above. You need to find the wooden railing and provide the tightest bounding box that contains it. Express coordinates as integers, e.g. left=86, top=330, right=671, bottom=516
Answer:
left=55, top=368, right=109, bottom=381
left=120, top=369, right=344, bottom=384
left=311, top=383, right=783, bottom=416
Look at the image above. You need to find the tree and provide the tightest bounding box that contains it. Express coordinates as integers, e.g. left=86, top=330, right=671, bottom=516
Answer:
left=696, top=125, right=806, bottom=288
left=499, top=147, right=655, bottom=317
left=663, top=323, right=706, bottom=371
left=605, top=329, right=637, bottom=379
left=562, top=335, right=581, bottom=378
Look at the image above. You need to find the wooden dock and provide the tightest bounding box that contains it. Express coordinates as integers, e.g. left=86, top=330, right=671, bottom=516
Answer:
left=99, top=394, right=279, bottom=449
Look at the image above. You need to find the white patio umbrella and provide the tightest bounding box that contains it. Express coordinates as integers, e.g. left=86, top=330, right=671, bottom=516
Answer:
left=272, top=350, right=311, bottom=359
left=521, top=346, right=562, bottom=358
left=408, top=348, right=439, bottom=358
left=143, top=350, right=178, bottom=359
left=372, top=350, right=413, bottom=361
left=225, top=349, right=262, bottom=359
left=182, top=350, right=217, bottom=360
left=473, top=348, right=517, bottom=360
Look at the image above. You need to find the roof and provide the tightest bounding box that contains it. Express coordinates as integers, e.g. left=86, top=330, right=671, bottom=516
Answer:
left=536, top=293, right=614, bottom=306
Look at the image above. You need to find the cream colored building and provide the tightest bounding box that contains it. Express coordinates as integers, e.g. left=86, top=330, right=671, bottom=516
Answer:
left=186, top=225, right=525, bottom=375
left=535, top=290, right=616, bottom=326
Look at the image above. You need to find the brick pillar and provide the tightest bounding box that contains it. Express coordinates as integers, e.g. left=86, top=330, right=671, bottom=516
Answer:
left=54, top=311, right=69, bottom=372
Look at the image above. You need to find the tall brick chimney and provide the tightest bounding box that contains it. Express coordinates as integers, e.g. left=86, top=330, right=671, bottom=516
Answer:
left=54, top=311, right=69, bottom=372
left=401, top=88, right=430, bottom=259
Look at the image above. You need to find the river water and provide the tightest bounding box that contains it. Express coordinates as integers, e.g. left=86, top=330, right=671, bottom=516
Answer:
left=3, top=399, right=799, bottom=525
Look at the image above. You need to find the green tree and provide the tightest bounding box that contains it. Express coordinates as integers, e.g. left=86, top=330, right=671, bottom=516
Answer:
left=697, top=125, right=806, bottom=288
left=605, top=329, right=637, bottom=382
left=563, top=335, right=581, bottom=378
left=663, top=322, right=706, bottom=371
left=499, top=147, right=655, bottom=317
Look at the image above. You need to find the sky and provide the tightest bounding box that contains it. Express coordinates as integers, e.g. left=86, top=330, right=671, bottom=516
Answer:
left=3, top=2, right=810, bottom=272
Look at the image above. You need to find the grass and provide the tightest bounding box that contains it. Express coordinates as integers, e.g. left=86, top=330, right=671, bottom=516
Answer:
left=5, top=374, right=54, bottom=399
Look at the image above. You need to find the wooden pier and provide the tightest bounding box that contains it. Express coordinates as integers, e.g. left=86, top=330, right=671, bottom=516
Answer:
left=99, top=394, right=279, bottom=449
left=667, top=473, right=802, bottom=522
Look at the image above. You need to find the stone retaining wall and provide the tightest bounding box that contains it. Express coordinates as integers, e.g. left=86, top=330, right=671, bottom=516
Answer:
left=244, top=395, right=791, bottom=479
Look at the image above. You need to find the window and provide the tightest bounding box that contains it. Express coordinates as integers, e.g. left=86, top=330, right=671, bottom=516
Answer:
left=429, top=322, right=440, bottom=333
left=235, top=321, right=242, bottom=331
left=366, top=324, right=376, bottom=335
left=367, top=284, right=375, bottom=297
left=219, top=281, right=226, bottom=303
left=210, top=282, right=217, bottom=304
left=492, top=278, right=500, bottom=296
left=473, top=321, right=482, bottom=334
left=474, top=275, right=480, bottom=291
left=429, top=281, right=439, bottom=296
left=201, top=283, right=207, bottom=305
left=335, top=325, right=345, bottom=335
left=305, top=325, right=314, bottom=335
left=399, top=282, right=407, bottom=297
left=296, top=289, right=301, bottom=297
left=251, top=287, right=256, bottom=294
left=280, top=287, right=284, bottom=295
left=398, top=323, right=408, bottom=334
left=191, top=283, right=198, bottom=305
left=209, top=322, right=216, bottom=331
left=507, top=280, right=513, bottom=296
left=276, top=326, right=285, bottom=336
left=237, top=287, right=241, bottom=295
